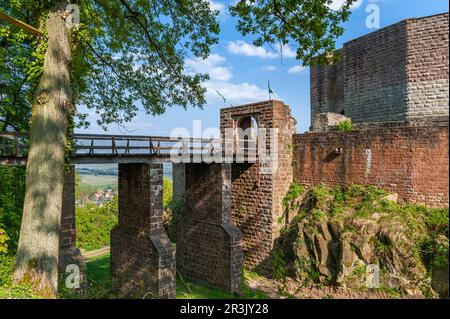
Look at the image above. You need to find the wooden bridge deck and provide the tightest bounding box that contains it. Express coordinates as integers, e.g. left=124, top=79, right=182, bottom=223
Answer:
left=0, top=132, right=222, bottom=165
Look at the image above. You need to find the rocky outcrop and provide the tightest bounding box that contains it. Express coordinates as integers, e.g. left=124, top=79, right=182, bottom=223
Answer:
left=278, top=185, right=449, bottom=298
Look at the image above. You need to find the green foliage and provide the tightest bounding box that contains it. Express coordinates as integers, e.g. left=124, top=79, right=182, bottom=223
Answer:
left=0, top=227, right=9, bottom=254
left=282, top=182, right=304, bottom=209
left=75, top=179, right=172, bottom=251
left=1, top=0, right=221, bottom=131
left=164, top=198, right=184, bottom=243
left=335, top=119, right=354, bottom=132
left=230, top=0, right=357, bottom=66
left=272, top=249, right=286, bottom=281
left=75, top=197, right=118, bottom=251
left=0, top=166, right=26, bottom=254
left=0, top=0, right=42, bottom=131
left=0, top=254, right=14, bottom=286
left=0, top=254, right=40, bottom=299
left=163, top=178, right=173, bottom=209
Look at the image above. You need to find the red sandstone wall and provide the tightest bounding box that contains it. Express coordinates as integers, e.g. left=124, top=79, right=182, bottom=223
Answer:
left=293, top=125, right=449, bottom=207
left=221, top=100, right=295, bottom=270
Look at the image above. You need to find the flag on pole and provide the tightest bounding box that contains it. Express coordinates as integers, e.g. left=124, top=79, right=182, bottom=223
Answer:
left=215, top=89, right=233, bottom=107
left=268, top=80, right=274, bottom=100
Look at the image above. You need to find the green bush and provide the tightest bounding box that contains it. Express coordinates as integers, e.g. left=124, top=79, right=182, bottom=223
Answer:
left=76, top=197, right=118, bottom=251
left=0, top=254, right=14, bottom=287
left=335, top=119, right=354, bottom=132
left=0, top=254, right=40, bottom=299
left=0, top=226, right=9, bottom=254
left=164, top=198, right=184, bottom=242
left=163, top=177, right=173, bottom=208
left=0, top=166, right=26, bottom=254
left=282, top=182, right=304, bottom=209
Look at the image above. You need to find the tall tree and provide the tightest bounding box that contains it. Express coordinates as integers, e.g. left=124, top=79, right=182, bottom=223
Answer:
left=0, top=0, right=219, bottom=297
left=230, top=0, right=356, bottom=65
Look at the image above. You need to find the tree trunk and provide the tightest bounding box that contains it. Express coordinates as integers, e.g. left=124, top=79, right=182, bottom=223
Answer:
left=14, top=1, right=73, bottom=298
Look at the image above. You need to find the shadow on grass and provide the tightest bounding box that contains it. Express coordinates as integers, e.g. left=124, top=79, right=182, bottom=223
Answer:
left=85, top=254, right=269, bottom=299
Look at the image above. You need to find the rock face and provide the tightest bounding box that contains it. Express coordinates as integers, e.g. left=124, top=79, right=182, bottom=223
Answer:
left=278, top=185, right=449, bottom=298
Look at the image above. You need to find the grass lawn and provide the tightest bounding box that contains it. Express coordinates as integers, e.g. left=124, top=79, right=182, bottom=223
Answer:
left=85, top=254, right=269, bottom=299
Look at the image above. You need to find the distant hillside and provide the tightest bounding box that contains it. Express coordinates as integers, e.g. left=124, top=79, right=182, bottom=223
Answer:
left=75, top=162, right=173, bottom=179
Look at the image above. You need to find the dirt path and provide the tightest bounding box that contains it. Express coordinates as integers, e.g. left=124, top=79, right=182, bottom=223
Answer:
left=80, top=246, right=110, bottom=261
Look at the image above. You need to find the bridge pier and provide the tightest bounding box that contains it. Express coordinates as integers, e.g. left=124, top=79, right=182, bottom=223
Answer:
left=111, top=163, right=176, bottom=298
left=59, top=165, right=87, bottom=292
left=172, top=163, right=186, bottom=205
left=177, top=163, right=243, bottom=294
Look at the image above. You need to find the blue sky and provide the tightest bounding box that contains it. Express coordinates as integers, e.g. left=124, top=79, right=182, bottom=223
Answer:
left=78, top=0, right=449, bottom=136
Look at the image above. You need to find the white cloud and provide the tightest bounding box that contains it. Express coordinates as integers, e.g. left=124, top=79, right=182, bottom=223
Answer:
left=227, top=41, right=298, bottom=59
left=261, top=66, right=277, bottom=71
left=227, top=40, right=278, bottom=58
left=279, top=45, right=297, bottom=58
left=185, top=54, right=233, bottom=81
left=186, top=52, right=279, bottom=106
left=207, top=0, right=225, bottom=13
left=288, top=65, right=306, bottom=74
left=205, top=81, right=271, bottom=104
left=326, top=0, right=363, bottom=11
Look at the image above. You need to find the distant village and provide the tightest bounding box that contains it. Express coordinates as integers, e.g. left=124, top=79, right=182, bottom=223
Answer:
left=76, top=188, right=118, bottom=207
left=74, top=163, right=171, bottom=207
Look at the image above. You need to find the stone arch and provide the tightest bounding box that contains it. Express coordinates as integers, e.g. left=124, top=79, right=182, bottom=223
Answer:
left=235, top=114, right=259, bottom=159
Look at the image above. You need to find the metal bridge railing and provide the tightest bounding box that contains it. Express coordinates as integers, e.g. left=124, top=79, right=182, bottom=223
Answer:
left=0, top=132, right=221, bottom=158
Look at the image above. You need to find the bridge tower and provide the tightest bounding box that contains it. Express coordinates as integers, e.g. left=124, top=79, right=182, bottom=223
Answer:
left=220, top=100, right=296, bottom=272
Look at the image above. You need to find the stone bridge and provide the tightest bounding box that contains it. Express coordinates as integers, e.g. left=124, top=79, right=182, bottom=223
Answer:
left=0, top=100, right=296, bottom=298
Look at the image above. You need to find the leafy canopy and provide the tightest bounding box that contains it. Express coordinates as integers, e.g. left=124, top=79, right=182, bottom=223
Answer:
left=230, top=0, right=356, bottom=66
left=0, top=0, right=220, bottom=130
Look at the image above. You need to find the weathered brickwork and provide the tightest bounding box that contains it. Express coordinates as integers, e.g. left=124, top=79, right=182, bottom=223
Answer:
left=405, top=14, right=449, bottom=120
left=343, top=20, right=409, bottom=123
left=60, top=166, right=76, bottom=250
left=111, top=163, right=175, bottom=298
left=310, top=13, right=449, bottom=128
left=310, top=50, right=345, bottom=118
left=177, top=163, right=243, bottom=293
left=311, top=112, right=351, bottom=132
left=293, top=124, right=449, bottom=207
left=220, top=100, right=295, bottom=271
left=59, top=165, right=87, bottom=291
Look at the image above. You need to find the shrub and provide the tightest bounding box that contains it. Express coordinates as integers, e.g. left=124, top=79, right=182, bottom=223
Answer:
left=0, top=166, right=26, bottom=254
left=0, top=254, right=40, bottom=299
left=76, top=196, right=118, bottom=251
left=335, top=119, right=354, bottom=132
left=0, top=226, right=9, bottom=254
left=164, top=199, right=184, bottom=242
left=163, top=177, right=173, bottom=208
left=282, top=183, right=304, bottom=209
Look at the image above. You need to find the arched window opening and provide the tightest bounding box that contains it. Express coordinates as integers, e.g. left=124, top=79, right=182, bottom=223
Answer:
left=236, top=115, right=258, bottom=158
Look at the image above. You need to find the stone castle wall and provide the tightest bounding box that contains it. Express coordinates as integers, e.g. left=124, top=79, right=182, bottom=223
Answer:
left=310, top=13, right=449, bottom=130
left=405, top=13, right=449, bottom=120
left=293, top=124, right=449, bottom=208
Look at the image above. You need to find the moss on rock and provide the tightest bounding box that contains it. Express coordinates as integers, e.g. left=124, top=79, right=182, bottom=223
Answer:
left=277, top=184, right=449, bottom=298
